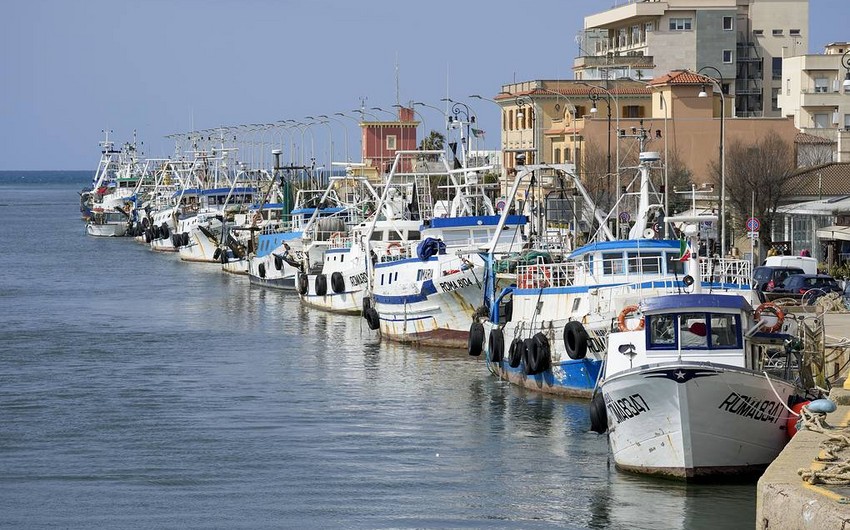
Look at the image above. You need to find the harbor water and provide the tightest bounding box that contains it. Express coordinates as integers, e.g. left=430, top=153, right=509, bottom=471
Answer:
left=1, top=172, right=757, bottom=528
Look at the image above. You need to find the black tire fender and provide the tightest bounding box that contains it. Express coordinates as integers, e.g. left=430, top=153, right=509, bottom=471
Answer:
left=564, top=321, right=589, bottom=360
left=488, top=328, right=504, bottom=363
left=467, top=322, right=485, bottom=356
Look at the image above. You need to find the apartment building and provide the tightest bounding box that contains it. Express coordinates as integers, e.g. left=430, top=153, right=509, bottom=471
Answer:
left=575, top=0, right=809, bottom=118
left=778, top=42, right=850, bottom=162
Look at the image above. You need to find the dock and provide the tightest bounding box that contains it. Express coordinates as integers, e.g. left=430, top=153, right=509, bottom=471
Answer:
left=757, top=312, right=850, bottom=529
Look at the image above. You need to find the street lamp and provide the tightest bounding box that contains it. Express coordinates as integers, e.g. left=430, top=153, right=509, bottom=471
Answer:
left=842, top=50, right=850, bottom=91
left=697, top=65, right=726, bottom=257
left=318, top=114, right=349, bottom=163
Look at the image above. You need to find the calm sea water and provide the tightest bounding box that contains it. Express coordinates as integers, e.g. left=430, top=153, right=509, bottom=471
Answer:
left=0, top=171, right=756, bottom=529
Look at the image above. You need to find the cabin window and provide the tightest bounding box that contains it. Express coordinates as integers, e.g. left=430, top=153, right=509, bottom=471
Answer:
left=602, top=252, right=624, bottom=274
left=627, top=252, right=661, bottom=274
left=381, top=274, right=385, bottom=286
left=371, top=231, right=386, bottom=241
left=340, top=254, right=345, bottom=262
left=388, top=230, right=403, bottom=241
left=648, top=314, right=676, bottom=348
left=408, top=231, right=421, bottom=240
left=679, top=313, right=708, bottom=349
left=709, top=314, right=740, bottom=348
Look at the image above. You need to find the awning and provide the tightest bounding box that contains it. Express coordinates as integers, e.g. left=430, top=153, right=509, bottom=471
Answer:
left=816, top=225, right=850, bottom=241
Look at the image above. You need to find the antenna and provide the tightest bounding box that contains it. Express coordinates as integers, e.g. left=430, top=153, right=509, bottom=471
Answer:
left=395, top=51, right=400, bottom=106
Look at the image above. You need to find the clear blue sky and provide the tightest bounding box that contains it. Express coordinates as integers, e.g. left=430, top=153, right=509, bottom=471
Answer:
left=2, top=0, right=847, bottom=170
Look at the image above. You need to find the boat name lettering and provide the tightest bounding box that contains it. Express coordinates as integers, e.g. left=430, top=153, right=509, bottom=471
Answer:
left=416, top=269, right=433, bottom=281
left=605, top=393, right=650, bottom=424
left=349, top=272, right=368, bottom=286
left=717, top=393, right=781, bottom=423
left=438, top=277, right=473, bottom=293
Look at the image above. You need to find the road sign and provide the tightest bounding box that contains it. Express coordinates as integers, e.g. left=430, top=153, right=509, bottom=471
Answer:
left=619, top=211, right=631, bottom=223
left=746, top=217, right=761, bottom=231
left=748, top=231, right=759, bottom=240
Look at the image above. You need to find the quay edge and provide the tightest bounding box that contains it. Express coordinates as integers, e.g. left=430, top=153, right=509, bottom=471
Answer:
left=756, top=385, right=850, bottom=529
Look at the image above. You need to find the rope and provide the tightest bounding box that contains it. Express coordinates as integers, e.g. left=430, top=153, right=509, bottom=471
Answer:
left=796, top=404, right=850, bottom=485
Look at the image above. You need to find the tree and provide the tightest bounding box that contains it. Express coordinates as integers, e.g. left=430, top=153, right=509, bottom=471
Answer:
left=709, top=131, right=798, bottom=253
left=657, top=149, right=693, bottom=215
left=418, top=130, right=445, bottom=151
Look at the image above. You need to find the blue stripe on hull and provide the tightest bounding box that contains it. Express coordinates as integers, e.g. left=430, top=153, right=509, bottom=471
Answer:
left=373, top=280, right=437, bottom=304
left=491, top=358, right=602, bottom=398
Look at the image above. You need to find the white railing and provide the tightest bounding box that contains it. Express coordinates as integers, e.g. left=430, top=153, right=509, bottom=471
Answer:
left=516, top=259, right=576, bottom=289
left=700, top=258, right=752, bottom=286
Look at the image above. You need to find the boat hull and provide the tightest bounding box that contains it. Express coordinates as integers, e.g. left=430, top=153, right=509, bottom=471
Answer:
left=601, top=361, right=795, bottom=479
left=489, top=357, right=602, bottom=398
left=85, top=223, right=127, bottom=237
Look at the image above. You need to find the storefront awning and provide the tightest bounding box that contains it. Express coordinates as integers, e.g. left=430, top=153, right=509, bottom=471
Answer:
left=816, top=225, right=850, bottom=241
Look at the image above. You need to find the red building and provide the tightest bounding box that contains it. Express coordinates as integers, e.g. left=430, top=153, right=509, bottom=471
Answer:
left=361, top=106, right=418, bottom=178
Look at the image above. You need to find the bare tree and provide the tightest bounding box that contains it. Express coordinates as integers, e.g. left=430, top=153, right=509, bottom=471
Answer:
left=709, top=131, right=798, bottom=252
left=797, top=142, right=834, bottom=168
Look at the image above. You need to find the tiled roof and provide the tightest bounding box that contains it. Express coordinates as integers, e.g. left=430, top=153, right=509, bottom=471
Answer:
left=647, top=70, right=712, bottom=87
left=795, top=132, right=835, bottom=145
left=790, top=163, right=850, bottom=196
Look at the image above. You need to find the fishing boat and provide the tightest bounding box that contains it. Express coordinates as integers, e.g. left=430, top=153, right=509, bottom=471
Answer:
left=362, top=149, right=526, bottom=348
left=591, top=216, right=817, bottom=479
left=477, top=130, right=756, bottom=398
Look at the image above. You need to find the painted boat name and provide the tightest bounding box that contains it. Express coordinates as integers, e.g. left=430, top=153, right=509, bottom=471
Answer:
left=605, top=393, right=650, bottom=424
left=717, top=393, right=782, bottom=423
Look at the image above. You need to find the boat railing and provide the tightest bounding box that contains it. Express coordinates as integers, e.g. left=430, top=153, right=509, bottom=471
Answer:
left=516, top=259, right=576, bottom=289
left=699, top=258, right=753, bottom=287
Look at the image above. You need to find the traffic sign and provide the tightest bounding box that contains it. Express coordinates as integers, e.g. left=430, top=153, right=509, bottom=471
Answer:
left=619, top=211, right=631, bottom=223
left=746, top=217, right=761, bottom=231
left=747, top=231, right=759, bottom=240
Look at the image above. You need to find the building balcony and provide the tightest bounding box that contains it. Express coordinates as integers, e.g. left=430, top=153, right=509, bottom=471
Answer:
left=799, top=91, right=846, bottom=107
left=574, top=54, right=655, bottom=70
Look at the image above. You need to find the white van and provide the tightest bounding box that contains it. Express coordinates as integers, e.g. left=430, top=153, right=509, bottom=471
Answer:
left=763, top=255, right=818, bottom=275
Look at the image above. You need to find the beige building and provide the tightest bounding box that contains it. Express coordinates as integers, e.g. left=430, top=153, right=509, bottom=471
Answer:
left=778, top=42, right=850, bottom=162
left=575, top=0, right=809, bottom=118
left=493, top=72, right=797, bottom=193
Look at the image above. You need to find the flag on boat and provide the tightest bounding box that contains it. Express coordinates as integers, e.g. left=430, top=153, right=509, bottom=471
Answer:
left=471, top=128, right=485, bottom=139
left=678, top=239, right=693, bottom=262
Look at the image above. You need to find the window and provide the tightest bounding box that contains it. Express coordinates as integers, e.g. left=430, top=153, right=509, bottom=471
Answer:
left=645, top=22, right=654, bottom=33
left=648, top=315, right=676, bottom=348
left=771, top=87, right=780, bottom=112
left=723, top=16, right=733, bottom=31
left=554, top=148, right=561, bottom=164
left=722, top=50, right=733, bottom=63
left=627, top=252, right=661, bottom=274
left=669, top=18, right=692, bottom=31
left=386, top=135, right=397, bottom=150
left=753, top=29, right=764, bottom=36
left=602, top=252, right=624, bottom=274
left=845, top=114, right=850, bottom=131
left=667, top=254, right=685, bottom=275
left=772, top=57, right=782, bottom=80
left=624, top=105, right=643, bottom=118
left=772, top=29, right=783, bottom=36
left=813, top=113, right=829, bottom=128
left=407, top=231, right=420, bottom=240
left=790, top=29, right=801, bottom=36
left=709, top=314, right=740, bottom=348
left=680, top=313, right=708, bottom=348
left=815, top=77, right=829, bottom=93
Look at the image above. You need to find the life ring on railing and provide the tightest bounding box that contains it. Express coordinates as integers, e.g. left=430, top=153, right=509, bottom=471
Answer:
left=252, top=213, right=263, bottom=225
left=755, top=302, right=785, bottom=333
left=518, top=266, right=551, bottom=289
left=330, top=232, right=345, bottom=245
left=386, top=242, right=403, bottom=256
left=617, top=304, right=645, bottom=332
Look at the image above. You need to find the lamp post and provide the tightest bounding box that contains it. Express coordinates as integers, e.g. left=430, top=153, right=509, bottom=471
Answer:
left=306, top=116, right=334, bottom=178
left=318, top=114, right=349, bottom=163
left=842, top=51, right=850, bottom=91
left=393, top=104, right=426, bottom=148
left=335, top=112, right=363, bottom=161
left=540, top=88, right=578, bottom=166
left=697, top=66, right=726, bottom=257
left=441, top=98, right=476, bottom=167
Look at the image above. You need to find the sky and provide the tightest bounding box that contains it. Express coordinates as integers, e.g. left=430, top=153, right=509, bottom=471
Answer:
left=1, top=0, right=847, bottom=170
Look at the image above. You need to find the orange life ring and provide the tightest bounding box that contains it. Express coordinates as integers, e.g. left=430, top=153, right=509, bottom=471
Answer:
left=386, top=242, right=403, bottom=255
left=252, top=213, right=263, bottom=225
left=755, top=302, right=785, bottom=333
left=617, top=304, right=645, bottom=332
left=330, top=231, right=345, bottom=244
left=518, top=265, right=551, bottom=289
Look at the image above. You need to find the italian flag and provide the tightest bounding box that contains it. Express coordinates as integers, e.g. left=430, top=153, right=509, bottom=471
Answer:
left=678, top=239, right=692, bottom=262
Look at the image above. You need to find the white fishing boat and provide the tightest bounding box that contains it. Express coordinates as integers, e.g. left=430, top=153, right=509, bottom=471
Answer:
left=477, top=132, right=755, bottom=398
left=362, top=149, right=525, bottom=348
left=591, top=216, right=816, bottom=479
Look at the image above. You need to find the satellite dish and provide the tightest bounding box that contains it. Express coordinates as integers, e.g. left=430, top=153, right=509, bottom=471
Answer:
left=643, top=228, right=656, bottom=238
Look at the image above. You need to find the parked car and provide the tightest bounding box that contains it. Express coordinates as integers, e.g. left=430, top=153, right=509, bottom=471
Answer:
left=770, top=274, right=844, bottom=303
left=752, top=266, right=805, bottom=292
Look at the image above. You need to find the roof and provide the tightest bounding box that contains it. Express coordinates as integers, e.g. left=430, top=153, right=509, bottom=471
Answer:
left=795, top=132, right=835, bottom=145
left=647, top=70, right=712, bottom=87
left=495, top=80, right=651, bottom=100
left=789, top=163, right=850, bottom=196
left=640, top=293, right=753, bottom=314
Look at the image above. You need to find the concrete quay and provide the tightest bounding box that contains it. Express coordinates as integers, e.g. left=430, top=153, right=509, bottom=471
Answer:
left=756, top=386, right=850, bottom=529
